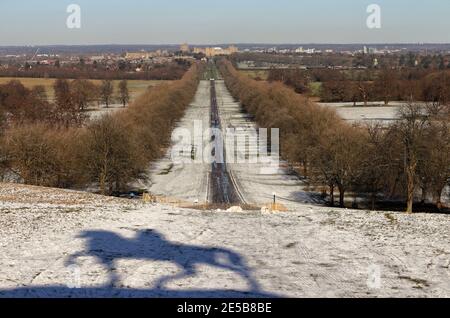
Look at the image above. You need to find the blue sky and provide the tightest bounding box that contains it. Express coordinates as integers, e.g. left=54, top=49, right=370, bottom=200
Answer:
left=0, top=0, right=449, bottom=45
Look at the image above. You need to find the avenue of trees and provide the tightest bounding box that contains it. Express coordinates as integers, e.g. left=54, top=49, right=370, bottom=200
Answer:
left=220, top=59, right=450, bottom=213
left=0, top=64, right=201, bottom=195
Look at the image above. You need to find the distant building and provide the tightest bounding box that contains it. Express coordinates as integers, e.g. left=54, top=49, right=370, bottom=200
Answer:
left=125, top=52, right=151, bottom=60
left=180, top=43, right=190, bottom=53
left=193, top=45, right=238, bottom=57
left=90, top=55, right=105, bottom=62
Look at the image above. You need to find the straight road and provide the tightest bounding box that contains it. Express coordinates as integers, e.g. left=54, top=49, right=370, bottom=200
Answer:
left=209, top=79, right=242, bottom=205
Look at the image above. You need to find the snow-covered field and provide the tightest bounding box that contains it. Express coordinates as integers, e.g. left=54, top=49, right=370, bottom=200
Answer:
left=0, top=183, right=449, bottom=298
left=319, top=102, right=404, bottom=124
left=85, top=104, right=127, bottom=121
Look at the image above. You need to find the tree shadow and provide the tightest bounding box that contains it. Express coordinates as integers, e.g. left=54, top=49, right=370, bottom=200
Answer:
left=0, top=229, right=278, bottom=298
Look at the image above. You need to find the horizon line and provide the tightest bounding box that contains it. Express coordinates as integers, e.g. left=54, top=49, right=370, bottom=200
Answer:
left=2, top=42, right=450, bottom=48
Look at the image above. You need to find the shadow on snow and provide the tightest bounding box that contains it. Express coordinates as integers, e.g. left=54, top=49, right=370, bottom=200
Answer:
left=0, top=229, right=278, bottom=298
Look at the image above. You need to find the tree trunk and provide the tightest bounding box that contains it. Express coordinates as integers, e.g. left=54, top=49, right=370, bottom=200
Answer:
left=406, top=166, right=415, bottom=214
left=420, top=186, right=427, bottom=204
left=329, top=184, right=335, bottom=207
left=100, top=153, right=109, bottom=195
left=434, top=190, right=443, bottom=210
left=99, top=172, right=107, bottom=196
left=338, top=185, right=345, bottom=208
left=371, top=193, right=376, bottom=211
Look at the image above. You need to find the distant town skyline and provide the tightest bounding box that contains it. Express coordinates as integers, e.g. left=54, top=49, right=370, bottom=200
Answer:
left=1, top=0, right=450, bottom=45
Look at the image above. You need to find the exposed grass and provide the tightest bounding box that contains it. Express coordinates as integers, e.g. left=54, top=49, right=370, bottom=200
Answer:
left=204, top=65, right=220, bottom=80
left=238, top=70, right=269, bottom=80
left=384, top=213, right=398, bottom=225
left=309, top=82, right=322, bottom=97
left=0, top=77, right=170, bottom=101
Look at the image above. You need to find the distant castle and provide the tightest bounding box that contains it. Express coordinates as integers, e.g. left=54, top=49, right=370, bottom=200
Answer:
left=181, top=43, right=238, bottom=57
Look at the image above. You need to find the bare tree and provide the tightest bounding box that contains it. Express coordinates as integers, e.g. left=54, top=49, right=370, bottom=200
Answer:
left=374, top=68, right=398, bottom=105
left=70, top=79, right=98, bottom=111
left=357, top=123, right=389, bottom=210
left=53, top=79, right=85, bottom=127
left=81, top=115, right=146, bottom=195
left=118, top=80, right=130, bottom=107
left=395, top=102, right=429, bottom=213
left=357, top=79, right=371, bottom=107
left=416, top=113, right=450, bottom=209
left=310, top=124, right=365, bottom=208
left=54, top=79, right=72, bottom=108
left=4, top=124, right=59, bottom=186
left=100, top=80, right=114, bottom=108
left=30, top=85, right=48, bottom=102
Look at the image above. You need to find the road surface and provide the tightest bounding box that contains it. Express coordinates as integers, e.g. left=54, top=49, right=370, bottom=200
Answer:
left=208, top=79, right=242, bottom=205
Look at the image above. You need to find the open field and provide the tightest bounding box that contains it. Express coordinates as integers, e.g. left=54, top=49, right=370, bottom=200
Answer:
left=319, top=102, right=407, bottom=124
left=238, top=69, right=269, bottom=80
left=0, top=77, right=171, bottom=101
left=319, top=101, right=419, bottom=123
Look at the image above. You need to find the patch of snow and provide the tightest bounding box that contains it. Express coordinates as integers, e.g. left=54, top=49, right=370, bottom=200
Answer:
left=139, top=81, right=211, bottom=204
left=1, top=184, right=449, bottom=298
left=226, top=206, right=244, bottom=213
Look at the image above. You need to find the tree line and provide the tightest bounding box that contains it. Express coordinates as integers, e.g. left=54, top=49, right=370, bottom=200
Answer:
left=220, top=60, right=450, bottom=213
left=268, top=67, right=450, bottom=106
left=0, top=78, right=131, bottom=128
left=0, top=61, right=189, bottom=81
left=234, top=51, right=450, bottom=70
left=0, top=64, right=202, bottom=195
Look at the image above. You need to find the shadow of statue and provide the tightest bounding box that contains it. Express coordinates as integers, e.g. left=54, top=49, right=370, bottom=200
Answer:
left=65, top=229, right=261, bottom=293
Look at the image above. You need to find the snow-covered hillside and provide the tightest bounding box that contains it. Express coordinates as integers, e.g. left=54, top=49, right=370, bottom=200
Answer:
left=0, top=183, right=449, bottom=298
